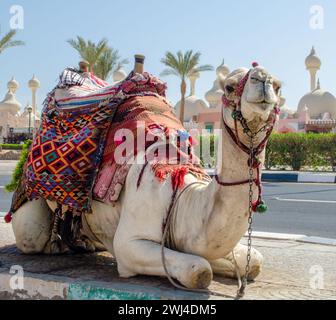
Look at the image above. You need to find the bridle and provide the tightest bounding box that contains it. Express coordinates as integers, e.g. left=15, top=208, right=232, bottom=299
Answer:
left=216, top=63, right=280, bottom=298
left=160, top=63, right=281, bottom=300
left=216, top=65, right=280, bottom=213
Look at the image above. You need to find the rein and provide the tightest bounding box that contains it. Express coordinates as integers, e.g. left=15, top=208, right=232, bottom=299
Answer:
left=215, top=63, right=279, bottom=298
left=160, top=63, right=280, bottom=299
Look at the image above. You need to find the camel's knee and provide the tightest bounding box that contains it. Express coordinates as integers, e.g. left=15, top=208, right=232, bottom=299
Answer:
left=211, top=244, right=263, bottom=281
left=114, top=236, right=213, bottom=289
left=12, top=199, right=53, bottom=254
left=232, top=244, right=263, bottom=280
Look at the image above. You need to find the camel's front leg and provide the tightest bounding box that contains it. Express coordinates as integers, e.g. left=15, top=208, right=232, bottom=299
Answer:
left=210, top=243, right=263, bottom=281
left=114, top=233, right=213, bottom=289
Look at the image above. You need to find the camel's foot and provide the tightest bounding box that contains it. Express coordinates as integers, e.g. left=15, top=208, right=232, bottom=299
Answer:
left=12, top=199, right=53, bottom=254
left=114, top=237, right=213, bottom=290
left=210, top=244, right=263, bottom=281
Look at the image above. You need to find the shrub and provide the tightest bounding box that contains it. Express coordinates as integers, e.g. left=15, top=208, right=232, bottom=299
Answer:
left=5, top=140, right=32, bottom=192
left=201, top=133, right=336, bottom=172
left=265, top=133, right=336, bottom=171
left=0, top=144, right=23, bottom=151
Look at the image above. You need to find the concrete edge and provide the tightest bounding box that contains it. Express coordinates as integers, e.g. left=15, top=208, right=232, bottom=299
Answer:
left=205, top=169, right=336, bottom=184
left=0, top=270, right=217, bottom=301
left=247, top=231, right=336, bottom=246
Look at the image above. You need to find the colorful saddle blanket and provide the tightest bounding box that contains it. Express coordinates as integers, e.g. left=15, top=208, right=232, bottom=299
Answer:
left=10, top=70, right=207, bottom=215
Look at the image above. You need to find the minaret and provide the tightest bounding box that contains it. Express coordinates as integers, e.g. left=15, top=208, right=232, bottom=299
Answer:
left=28, top=75, right=40, bottom=129
left=189, top=72, right=199, bottom=96
left=305, top=47, right=321, bottom=92
left=205, top=60, right=230, bottom=109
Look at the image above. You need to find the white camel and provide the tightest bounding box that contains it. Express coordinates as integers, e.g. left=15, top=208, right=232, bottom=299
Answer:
left=11, top=62, right=282, bottom=290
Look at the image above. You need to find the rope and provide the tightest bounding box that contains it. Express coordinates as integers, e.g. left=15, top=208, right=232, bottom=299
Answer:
left=160, top=181, right=241, bottom=300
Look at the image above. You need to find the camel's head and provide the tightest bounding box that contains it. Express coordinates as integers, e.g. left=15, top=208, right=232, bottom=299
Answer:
left=221, top=64, right=283, bottom=130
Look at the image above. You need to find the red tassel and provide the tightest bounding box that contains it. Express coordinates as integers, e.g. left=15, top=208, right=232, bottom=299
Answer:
left=4, top=212, right=12, bottom=224
left=171, top=167, right=188, bottom=189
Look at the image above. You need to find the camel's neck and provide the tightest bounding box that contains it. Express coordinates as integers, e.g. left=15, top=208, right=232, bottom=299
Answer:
left=172, top=112, right=270, bottom=259
left=216, top=115, right=266, bottom=185
left=183, top=115, right=268, bottom=259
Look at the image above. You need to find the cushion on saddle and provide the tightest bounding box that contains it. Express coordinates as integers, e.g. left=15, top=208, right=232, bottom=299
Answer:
left=9, top=70, right=207, bottom=215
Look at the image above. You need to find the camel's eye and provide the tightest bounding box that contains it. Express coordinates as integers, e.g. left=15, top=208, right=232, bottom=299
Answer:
left=225, top=85, right=235, bottom=93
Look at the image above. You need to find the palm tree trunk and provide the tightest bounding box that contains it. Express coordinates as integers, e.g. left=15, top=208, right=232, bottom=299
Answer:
left=179, top=79, right=187, bottom=124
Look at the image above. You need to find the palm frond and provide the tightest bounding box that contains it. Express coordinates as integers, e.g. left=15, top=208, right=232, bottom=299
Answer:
left=0, top=30, right=25, bottom=53
left=160, top=68, right=180, bottom=77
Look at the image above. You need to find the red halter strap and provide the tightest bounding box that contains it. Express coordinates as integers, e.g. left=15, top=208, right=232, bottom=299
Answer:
left=215, top=66, right=278, bottom=211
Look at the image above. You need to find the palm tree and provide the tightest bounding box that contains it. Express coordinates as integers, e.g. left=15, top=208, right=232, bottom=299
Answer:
left=0, top=30, right=25, bottom=54
left=161, top=50, right=213, bottom=123
left=67, top=36, right=128, bottom=80
left=67, top=36, right=109, bottom=74
left=95, top=48, right=128, bottom=80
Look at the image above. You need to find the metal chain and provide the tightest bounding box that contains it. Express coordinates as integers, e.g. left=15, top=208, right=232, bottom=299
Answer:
left=237, top=134, right=255, bottom=299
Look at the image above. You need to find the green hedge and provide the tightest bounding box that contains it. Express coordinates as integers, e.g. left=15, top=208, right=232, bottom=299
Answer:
left=0, top=144, right=23, bottom=150
left=5, top=140, right=32, bottom=192
left=197, top=133, right=336, bottom=172
left=265, top=133, right=336, bottom=171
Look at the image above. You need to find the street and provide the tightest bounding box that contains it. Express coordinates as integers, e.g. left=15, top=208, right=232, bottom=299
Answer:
left=1, top=161, right=336, bottom=239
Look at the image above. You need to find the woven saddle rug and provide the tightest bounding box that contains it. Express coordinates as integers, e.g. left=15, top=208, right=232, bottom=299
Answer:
left=10, top=69, right=207, bottom=216
left=93, top=95, right=207, bottom=204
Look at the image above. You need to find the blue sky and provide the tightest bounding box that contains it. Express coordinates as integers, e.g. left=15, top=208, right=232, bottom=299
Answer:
left=0, top=0, right=336, bottom=112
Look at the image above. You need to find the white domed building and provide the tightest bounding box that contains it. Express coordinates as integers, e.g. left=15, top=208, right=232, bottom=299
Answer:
left=0, top=77, right=40, bottom=143
left=277, top=47, right=336, bottom=133
left=175, top=72, right=209, bottom=128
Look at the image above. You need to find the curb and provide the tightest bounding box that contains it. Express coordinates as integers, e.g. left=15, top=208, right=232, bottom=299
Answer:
left=0, top=271, right=214, bottom=301
left=262, top=172, right=336, bottom=184
left=248, top=231, right=336, bottom=246
left=206, top=169, right=336, bottom=184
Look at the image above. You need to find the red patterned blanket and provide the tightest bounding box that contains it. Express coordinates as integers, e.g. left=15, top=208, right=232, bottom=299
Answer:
left=93, top=95, right=206, bottom=203
left=9, top=71, right=207, bottom=218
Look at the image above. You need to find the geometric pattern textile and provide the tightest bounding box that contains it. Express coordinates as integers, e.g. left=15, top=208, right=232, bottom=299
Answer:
left=12, top=71, right=168, bottom=214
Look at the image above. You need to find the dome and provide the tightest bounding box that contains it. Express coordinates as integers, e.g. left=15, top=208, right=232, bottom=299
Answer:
left=305, top=47, right=321, bottom=70
left=205, top=83, right=223, bottom=109
left=205, top=61, right=230, bottom=109
left=0, top=91, right=21, bottom=115
left=175, top=96, right=209, bottom=122
left=113, top=68, right=127, bottom=82
left=7, top=77, right=19, bottom=93
left=298, top=86, right=336, bottom=119
left=216, top=60, right=230, bottom=78
left=28, top=75, right=40, bottom=90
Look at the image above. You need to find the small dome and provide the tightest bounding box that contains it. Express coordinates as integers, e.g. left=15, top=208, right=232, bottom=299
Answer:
left=298, top=86, right=336, bottom=119
left=28, top=75, right=40, bottom=90
left=0, top=91, right=21, bottom=115
left=7, top=77, right=19, bottom=93
left=216, top=60, right=230, bottom=78
left=113, top=68, right=127, bottom=82
left=175, top=96, right=209, bottom=122
left=305, top=47, right=321, bottom=70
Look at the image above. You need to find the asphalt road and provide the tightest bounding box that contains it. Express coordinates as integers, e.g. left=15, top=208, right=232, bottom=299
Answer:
left=1, top=162, right=335, bottom=238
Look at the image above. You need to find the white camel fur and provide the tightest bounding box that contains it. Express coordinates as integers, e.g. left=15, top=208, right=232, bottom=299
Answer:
left=11, top=64, right=282, bottom=290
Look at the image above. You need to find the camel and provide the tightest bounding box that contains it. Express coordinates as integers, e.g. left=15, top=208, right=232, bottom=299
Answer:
left=10, top=57, right=282, bottom=291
